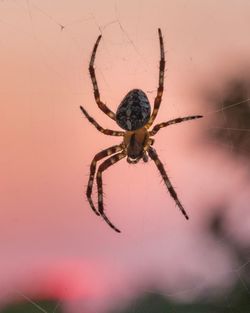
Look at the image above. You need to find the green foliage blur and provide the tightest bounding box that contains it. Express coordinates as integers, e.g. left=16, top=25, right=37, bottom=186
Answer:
left=112, top=284, right=250, bottom=313
left=0, top=299, right=63, bottom=313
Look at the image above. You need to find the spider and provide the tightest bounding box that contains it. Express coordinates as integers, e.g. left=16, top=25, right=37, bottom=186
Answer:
left=80, top=28, right=203, bottom=233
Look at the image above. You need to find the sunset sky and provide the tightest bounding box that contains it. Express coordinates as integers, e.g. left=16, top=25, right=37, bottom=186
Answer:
left=1, top=1, right=250, bottom=312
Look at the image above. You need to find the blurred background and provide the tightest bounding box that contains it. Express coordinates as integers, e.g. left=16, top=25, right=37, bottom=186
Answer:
left=1, top=0, right=249, bottom=312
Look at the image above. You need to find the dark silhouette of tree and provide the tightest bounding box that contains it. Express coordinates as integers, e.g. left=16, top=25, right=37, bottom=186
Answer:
left=110, top=208, right=250, bottom=313
left=207, top=78, right=250, bottom=158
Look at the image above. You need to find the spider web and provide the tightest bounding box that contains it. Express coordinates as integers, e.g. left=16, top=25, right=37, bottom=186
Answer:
left=1, top=1, right=250, bottom=313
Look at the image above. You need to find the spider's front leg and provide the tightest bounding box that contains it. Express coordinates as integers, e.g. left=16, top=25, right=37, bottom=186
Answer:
left=87, top=145, right=123, bottom=215
left=96, top=152, right=126, bottom=233
left=148, top=146, right=189, bottom=220
left=146, top=28, right=165, bottom=128
left=89, top=35, right=116, bottom=121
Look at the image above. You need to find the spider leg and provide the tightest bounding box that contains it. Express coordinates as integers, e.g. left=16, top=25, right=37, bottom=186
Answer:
left=89, top=35, right=116, bottom=121
left=149, top=115, right=203, bottom=136
left=148, top=146, right=189, bottom=220
left=146, top=28, right=165, bottom=128
left=80, top=106, right=124, bottom=136
left=86, top=145, right=123, bottom=216
left=96, top=152, right=126, bottom=233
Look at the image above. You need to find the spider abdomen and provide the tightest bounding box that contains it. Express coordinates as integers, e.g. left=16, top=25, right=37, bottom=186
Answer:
left=116, top=89, right=151, bottom=131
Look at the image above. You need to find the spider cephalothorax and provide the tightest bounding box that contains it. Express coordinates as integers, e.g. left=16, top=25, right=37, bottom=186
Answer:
left=80, top=29, right=203, bottom=233
left=124, top=127, right=151, bottom=163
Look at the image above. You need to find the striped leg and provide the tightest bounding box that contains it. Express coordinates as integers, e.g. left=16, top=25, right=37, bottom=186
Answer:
left=87, top=145, right=123, bottom=216
left=96, top=152, right=126, bottom=233
left=80, top=106, right=124, bottom=136
left=149, top=115, right=203, bottom=136
left=146, top=28, right=165, bottom=128
left=89, top=35, right=116, bottom=121
left=148, top=147, right=189, bottom=220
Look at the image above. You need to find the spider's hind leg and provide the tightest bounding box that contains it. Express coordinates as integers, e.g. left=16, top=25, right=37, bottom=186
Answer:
left=96, top=152, right=126, bottom=233
left=148, top=146, right=189, bottom=220
left=86, top=145, right=123, bottom=216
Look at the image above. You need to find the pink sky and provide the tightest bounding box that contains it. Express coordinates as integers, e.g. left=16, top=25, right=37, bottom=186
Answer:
left=1, top=1, right=250, bottom=312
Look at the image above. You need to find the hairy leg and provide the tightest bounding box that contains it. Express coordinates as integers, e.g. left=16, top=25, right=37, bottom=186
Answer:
left=80, top=106, right=124, bottom=136
left=146, top=28, right=165, bottom=128
left=86, top=145, right=123, bottom=215
left=149, top=115, right=203, bottom=136
left=89, top=35, right=116, bottom=120
left=96, top=152, right=126, bottom=232
left=148, top=147, right=189, bottom=220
